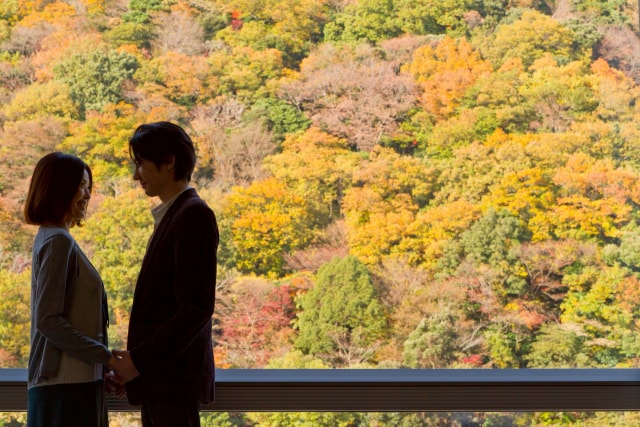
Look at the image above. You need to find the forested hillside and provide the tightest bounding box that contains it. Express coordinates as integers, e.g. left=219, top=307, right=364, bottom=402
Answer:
left=1, top=0, right=640, bottom=425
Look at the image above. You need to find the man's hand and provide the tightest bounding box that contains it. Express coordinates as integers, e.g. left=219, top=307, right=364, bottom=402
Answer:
left=105, top=371, right=127, bottom=397
left=110, top=349, right=141, bottom=383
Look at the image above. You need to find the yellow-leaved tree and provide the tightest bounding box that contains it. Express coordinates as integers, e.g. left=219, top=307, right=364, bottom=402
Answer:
left=219, top=177, right=321, bottom=277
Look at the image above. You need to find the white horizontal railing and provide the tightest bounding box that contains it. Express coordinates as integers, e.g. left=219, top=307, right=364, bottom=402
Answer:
left=1, top=368, right=640, bottom=412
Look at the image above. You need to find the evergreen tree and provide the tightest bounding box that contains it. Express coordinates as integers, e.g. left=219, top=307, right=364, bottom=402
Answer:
left=295, top=255, right=388, bottom=366
left=53, top=49, right=138, bottom=118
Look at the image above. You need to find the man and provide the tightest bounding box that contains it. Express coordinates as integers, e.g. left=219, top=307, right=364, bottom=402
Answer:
left=113, top=121, right=218, bottom=427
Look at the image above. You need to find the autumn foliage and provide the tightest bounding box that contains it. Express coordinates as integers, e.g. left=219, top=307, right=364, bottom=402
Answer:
left=1, top=1, right=640, bottom=424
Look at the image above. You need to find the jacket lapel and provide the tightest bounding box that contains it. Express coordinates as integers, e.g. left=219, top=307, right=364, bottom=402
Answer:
left=137, top=189, right=196, bottom=286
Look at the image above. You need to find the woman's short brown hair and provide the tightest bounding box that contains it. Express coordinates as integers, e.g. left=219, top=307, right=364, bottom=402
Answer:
left=24, top=152, right=93, bottom=227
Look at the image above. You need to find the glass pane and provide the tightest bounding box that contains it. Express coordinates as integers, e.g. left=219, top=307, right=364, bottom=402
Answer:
left=1, top=0, right=638, bottom=380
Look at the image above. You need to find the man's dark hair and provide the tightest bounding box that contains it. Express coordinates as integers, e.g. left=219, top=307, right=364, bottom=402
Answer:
left=129, top=121, right=197, bottom=182
left=24, top=152, right=92, bottom=226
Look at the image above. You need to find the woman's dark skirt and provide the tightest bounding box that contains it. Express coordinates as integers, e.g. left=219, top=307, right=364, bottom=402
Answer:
left=27, top=380, right=108, bottom=427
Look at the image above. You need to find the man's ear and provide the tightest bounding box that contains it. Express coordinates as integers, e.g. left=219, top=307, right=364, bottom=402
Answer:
left=166, top=155, right=175, bottom=169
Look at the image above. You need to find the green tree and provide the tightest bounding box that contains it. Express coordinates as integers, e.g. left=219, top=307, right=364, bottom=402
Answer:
left=248, top=411, right=362, bottom=427
left=0, top=0, right=19, bottom=26
left=402, top=309, right=460, bottom=368
left=484, top=323, right=521, bottom=368
left=574, top=0, right=628, bottom=24
left=394, top=0, right=476, bottom=37
left=560, top=265, right=640, bottom=366
left=53, top=49, right=138, bottom=117
left=476, top=10, right=578, bottom=69
left=117, top=0, right=165, bottom=33
left=104, top=21, right=153, bottom=49
left=295, top=255, right=388, bottom=366
left=130, top=0, right=165, bottom=13
left=207, top=44, right=283, bottom=103
left=200, top=412, right=249, bottom=427
left=486, top=167, right=558, bottom=242
left=325, top=0, right=474, bottom=43
left=519, top=57, right=598, bottom=132
left=430, top=135, right=532, bottom=205
left=324, top=0, right=400, bottom=43
left=244, top=97, right=311, bottom=142
left=561, top=18, right=603, bottom=52
left=439, top=211, right=518, bottom=282
left=462, top=58, right=533, bottom=134
left=525, top=323, right=587, bottom=368
left=602, top=223, right=640, bottom=273
left=455, top=208, right=530, bottom=294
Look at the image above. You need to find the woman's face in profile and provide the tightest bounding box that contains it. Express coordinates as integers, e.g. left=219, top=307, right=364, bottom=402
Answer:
left=66, top=169, right=91, bottom=227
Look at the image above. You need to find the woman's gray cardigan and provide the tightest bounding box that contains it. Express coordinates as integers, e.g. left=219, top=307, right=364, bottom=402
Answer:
left=28, top=227, right=111, bottom=388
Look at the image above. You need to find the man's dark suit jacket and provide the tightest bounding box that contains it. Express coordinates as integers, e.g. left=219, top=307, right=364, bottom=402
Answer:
left=125, top=188, right=218, bottom=405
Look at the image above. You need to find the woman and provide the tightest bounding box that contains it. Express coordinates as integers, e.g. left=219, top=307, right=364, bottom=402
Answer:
left=24, top=152, right=117, bottom=427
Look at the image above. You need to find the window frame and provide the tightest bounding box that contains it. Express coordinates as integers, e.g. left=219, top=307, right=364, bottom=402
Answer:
left=2, top=368, right=639, bottom=412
